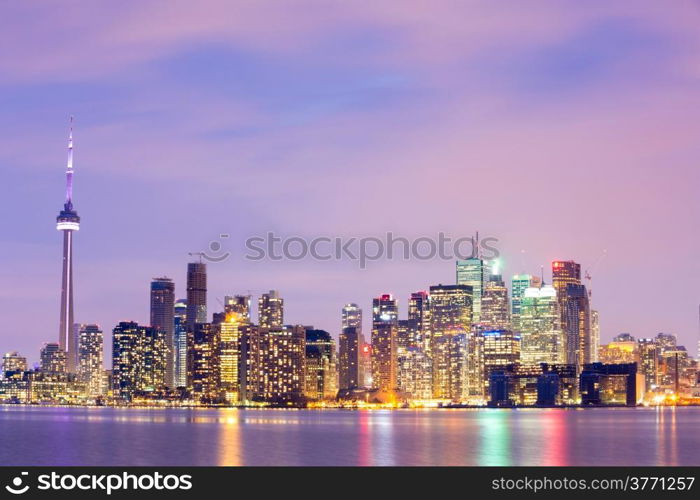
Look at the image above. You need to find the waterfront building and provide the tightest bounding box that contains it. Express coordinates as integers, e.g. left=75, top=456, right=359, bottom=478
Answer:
left=112, top=321, right=167, bottom=401
left=637, top=338, right=659, bottom=392
left=150, top=277, right=175, bottom=387
left=173, top=298, right=188, bottom=388
left=591, top=309, right=600, bottom=362
left=2, top=352, right=27, bottom=375
left=186, top=262, right=207, bottom=331
left=259, top=290, right=284, bottom=328
left=580, top=362, right=638, bottom=407
left=187, top=322, right=219, bottom=402
left=519, top=285, right=563, bottom=364
left=371, top=322, right=398, bottom=393
left=339, top=326, right=361, bottom=390
left=218, top=314, right=243, bottom=404
left=257, top=325, right=306, bottom=404
left=78, top=324, right=104, bottom=397
left=40, top=343, right=67, bottom=374
left=304, top=329, right=337, bottom=400
left=397, top=347, right=433, bottom=400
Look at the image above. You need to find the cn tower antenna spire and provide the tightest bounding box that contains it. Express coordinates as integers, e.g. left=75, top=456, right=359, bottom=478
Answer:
left=65, top=116, right=74, bottom=210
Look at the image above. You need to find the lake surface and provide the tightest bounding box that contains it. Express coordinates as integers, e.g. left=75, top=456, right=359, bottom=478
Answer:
left=0, top=406, right=697, bottom=466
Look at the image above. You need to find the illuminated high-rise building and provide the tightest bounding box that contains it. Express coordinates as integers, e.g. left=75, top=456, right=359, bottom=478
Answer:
left=551, top=260, right=581, bottom=334
left=397, top=347, right=433, bottom=400
left=511, top=274, right=541, bottom=333
left=456, top=257, right=490, bottom=324
left=218, top=314, right=243, bottom=404
left=187, top=322, right=219, bottom=402
left=259, top=290, right=284, bottom=328
left=224, top=295, right=251, bottom=323
left=591, top=309, right=600, bottom=362
left=599, top=333, right=638, bottom=364
left=483, top=329, right=521, bottom=370
left=551, top=260, right=582, bottom=299
left=429, top=285, right=472, bottom=339
left=173, top=298, right=188, bottom=388
left=112, top=321, right=167, bottom=401
left=563, top=283, right=591, bottom=371
left=304, top=329, right=337, bottom=400
left=372, top=294, right=398, bottom=326
left=56, top=119, right=80, bottom=370
left=637, top=338, right=660, bottom=392
left=2, top=352, right=27, bottom=375
left=371, top=294, right=399, bottom=393
left=40, top=343, right=67, bottom=374
left=408, top=291, right=430, bottom=352
left=186, top=262, right=207, bottom=331
left=150, top=277, right=175, bottom=386
left=342, top=303, right=363, bottom=331
left=258, top=325, right=305, bottom=403
left=481, top=274, right=510, bottom=330
left=371, top=322, right=398, bottom=393
left=78, top=324, right=104, bottom=397
left=429, top=285, right=474, bottom=399
left=519, top=285, right=563, bottom=364
left=339, top=326, right=361, bottom=390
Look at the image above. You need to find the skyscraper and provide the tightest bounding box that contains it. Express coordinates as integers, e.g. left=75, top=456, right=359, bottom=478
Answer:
left=591, top=309, right=600, bottom=362
left=258, top=325, right=306, bottom=403
left=551, top=260, right=581, bottom=334
left=480, top=274, right=510, bottom=330
left=112, top=321, right=167, bottom=401
left=408, top=291, right=430, bottom=352
left=57, top=119, right=80, bottom=366
left=40, top=343, right=67, bottom=374
left=78, top=324, right=104, bottom=397
left=341, top=303, right=362, bottom=331
left=339, top=326, right=361, bottom=390
left=429, top=285, right=472, bottom=339
left=519, top=285, right=563, bottom=364
left=429, top=284, right=475, bottom=399
left=372, top=294, right=398, bottom=325
left=218, top=314, right=244, bottom=404
left=150, top=277, right=175, bottom=386
left=304, top=329, right=337, bottom=400
left=259, top=290, right=284, bottom=328
left=511, top=274, right=542, bottom=333
left=371, top=322, right=398, bottom=393
left=173, top=298, right=188, bottom=388
left=186, top=262, right=207, bottom=330
left=563, top=283, right=591, bottom=370
left=187, top=322, right=219, bottom=402
left=371, top=294, right=398, bottom=393
left=456, top=258, right=490, bottom=324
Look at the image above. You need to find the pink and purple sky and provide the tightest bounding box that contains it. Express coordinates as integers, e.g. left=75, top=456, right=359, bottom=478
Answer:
left=1, top=1, right=699, bottom=363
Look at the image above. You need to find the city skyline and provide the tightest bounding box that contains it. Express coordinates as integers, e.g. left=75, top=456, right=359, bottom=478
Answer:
left=2, top=1, right=700, bottom=362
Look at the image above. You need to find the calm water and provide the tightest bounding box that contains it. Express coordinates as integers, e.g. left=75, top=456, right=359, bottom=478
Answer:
left=0, top=406, right=697, bottom=466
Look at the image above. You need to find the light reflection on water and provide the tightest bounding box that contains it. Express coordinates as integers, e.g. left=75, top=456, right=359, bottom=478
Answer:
left=0, top=406, right=697, bottom=466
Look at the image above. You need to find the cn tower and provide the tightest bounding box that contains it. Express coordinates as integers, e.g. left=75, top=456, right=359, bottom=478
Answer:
left=56, top=117, right=80, bottom=369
